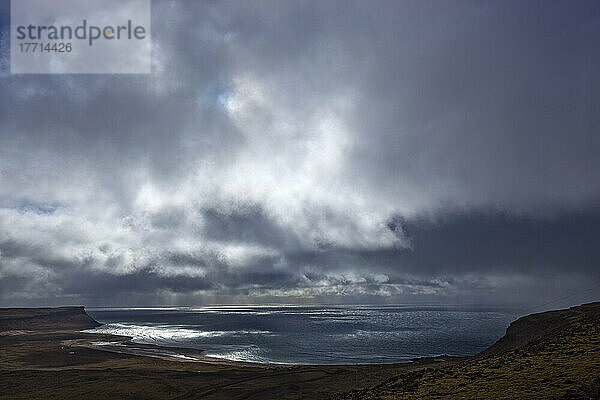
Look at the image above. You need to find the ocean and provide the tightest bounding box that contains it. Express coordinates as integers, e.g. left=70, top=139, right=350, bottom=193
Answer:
left=86, top=305, right=518, bottom=365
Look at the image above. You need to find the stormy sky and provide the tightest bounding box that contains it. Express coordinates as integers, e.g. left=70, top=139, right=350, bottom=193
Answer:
left=0, top=0, right=599, bottom=307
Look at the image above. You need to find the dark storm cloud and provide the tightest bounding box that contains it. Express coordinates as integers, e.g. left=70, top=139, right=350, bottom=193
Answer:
left=344, top=1, right=600, bottom=212
left=201, top=206, right=301, bottom=250
left=399, top=210, right=600, bottom=273
left=1, top=0, right=599, bottom=306
left=61, top=267, right=215, bottom=295
left=300, top=209, right=600, bottom=275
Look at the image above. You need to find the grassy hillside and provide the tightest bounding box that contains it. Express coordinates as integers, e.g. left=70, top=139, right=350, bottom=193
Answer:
left=333, top=302, right=600, bottom=399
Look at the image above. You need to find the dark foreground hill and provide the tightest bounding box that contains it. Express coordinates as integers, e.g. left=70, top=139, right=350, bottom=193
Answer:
left=333, top=302, right=600, bottom=399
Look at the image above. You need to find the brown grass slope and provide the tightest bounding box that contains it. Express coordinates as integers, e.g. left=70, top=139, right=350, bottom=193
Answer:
left=333, top=302, right=600, bottom=400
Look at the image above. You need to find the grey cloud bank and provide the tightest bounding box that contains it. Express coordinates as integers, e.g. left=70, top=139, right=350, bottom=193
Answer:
left=0, top=0, right=599, bottom=307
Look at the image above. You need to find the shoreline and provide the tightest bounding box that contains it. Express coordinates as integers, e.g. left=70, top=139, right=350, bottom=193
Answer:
left=80, top=310, right=472, bottom=367
left=78, top=328, right=463, bottom=367
left=1, top=308, right=457, bottom=399
left=76, top=334, right=270, bottom=366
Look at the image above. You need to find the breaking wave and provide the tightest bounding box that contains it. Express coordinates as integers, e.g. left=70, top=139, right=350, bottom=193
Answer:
left=84, top=323, right=273, bottom=345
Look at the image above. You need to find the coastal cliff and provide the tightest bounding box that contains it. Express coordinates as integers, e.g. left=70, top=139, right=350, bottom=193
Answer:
left=0, top=306, right=102, bottom=331
left=480, top=301, right=600, bottom=357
